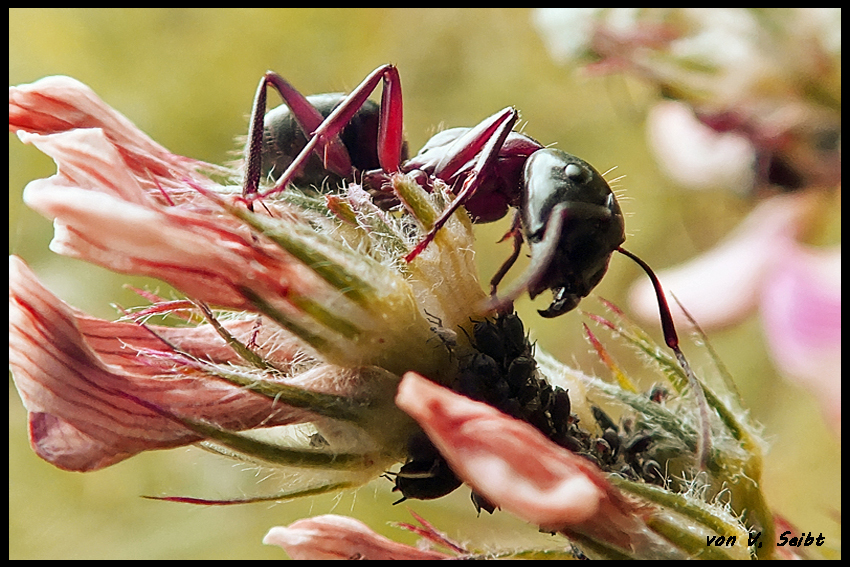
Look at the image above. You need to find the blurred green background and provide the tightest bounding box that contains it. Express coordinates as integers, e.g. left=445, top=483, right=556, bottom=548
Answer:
left=10, top=8, right=839, bottom=559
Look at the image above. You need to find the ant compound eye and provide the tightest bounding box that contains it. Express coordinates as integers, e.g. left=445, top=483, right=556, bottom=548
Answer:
left=564, top=162, right=591, bottom=184
left=564, top=163, right=582, bottom=179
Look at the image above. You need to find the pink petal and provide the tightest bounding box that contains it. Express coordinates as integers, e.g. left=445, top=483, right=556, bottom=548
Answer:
left=11, top=78, right=325, bottom=319
left=10, top=75, right=210, bottom=186
left=19, top=127, right=332, bottom=316
left=9, top=256, right=312, bottom=471
left=629, top=192, right=818, bottom=330
left=648, top=100, right=756, bottom=193
left=12, top=77, right=413, bottom=370
left=760, top=243, right=841, bottom=428
left=78, top=313, right=301, bottom=377
left=263, top=514, right=451, bottom=560
left=395, top=373, right=662, bottom=553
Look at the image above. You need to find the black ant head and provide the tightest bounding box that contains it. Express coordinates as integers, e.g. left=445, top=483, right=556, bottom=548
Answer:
left=520, top=149, right=625, bottom=318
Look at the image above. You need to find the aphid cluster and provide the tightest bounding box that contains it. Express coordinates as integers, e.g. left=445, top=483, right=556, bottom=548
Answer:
left=455, top=313, right=672, bottom=489
left=586, top=406, right=665, bottom=487
left=453, top=313, right=573, bottom=451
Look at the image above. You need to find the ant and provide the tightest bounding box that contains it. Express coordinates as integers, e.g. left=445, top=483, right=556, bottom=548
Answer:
left=241, top=65, right=652, bottom=320
left=238, top=64, right=710, bottom=467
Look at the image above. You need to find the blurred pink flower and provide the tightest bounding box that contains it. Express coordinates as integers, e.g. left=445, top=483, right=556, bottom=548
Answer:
left=534, top=8, right=841, bottom=431
left=634, top=96, right=840, bottom=429
left=647, top=101, right=756, bottom=193
left=629, top=192, right=840, bottom=428
left=264, top=514, right=452, bottom=560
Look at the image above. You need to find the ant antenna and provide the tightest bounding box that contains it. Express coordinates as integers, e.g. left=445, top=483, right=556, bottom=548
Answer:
left=616, top=247, right=711, bottom=470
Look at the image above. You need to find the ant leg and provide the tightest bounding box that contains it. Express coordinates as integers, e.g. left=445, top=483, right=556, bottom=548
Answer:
left=431, top=107, right=516, bottom=180
left=489, top=211, right=524, bottom=296
left=242, top=75, right=268, bottom=202
left=252, top=64, right=403, bottom=202
left=404, top=107, right=518, bottom=262
left=242, top=71, right=351, bottom=201
left=375, top=66, right=404, bottom=173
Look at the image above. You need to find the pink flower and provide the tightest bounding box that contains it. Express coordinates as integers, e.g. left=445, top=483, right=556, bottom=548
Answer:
left=534, top=9, right=841, bottom=432
left=646, top=101, right=756, bottom=194
left=639, top=101, right=840, bottom=411
left=9, top=75, right=484, bottom=486
left=9, top=256, right=310, bottom=471
left=9, top=75, right=215, bottom=193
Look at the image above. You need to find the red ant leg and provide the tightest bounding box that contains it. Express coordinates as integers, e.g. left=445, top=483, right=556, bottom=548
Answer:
left=376, top=67, right=404, bottom=173
left=489, top=211, right=524, bottom=297
left=242, top=71, right=352, bottom=201
left=404, top=107, right=518, bottom=262
left=251, top=64, right=404, bottom=201
left=431, top=107, right=516, bottom=180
